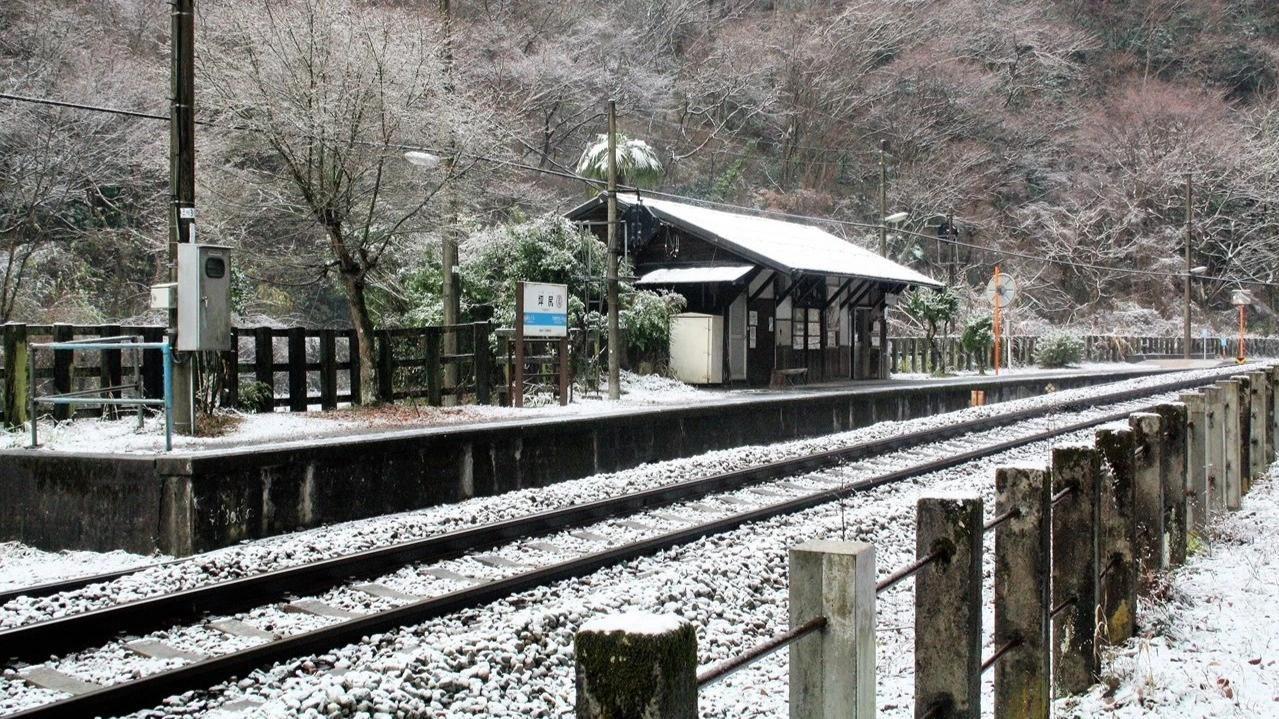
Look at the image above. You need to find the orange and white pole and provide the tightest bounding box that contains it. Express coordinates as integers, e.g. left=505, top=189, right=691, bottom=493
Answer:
left=993, top=266, right=1001, bottom=375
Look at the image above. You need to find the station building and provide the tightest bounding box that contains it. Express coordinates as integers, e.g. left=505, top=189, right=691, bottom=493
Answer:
left=567, top=194, right=941, bottom=385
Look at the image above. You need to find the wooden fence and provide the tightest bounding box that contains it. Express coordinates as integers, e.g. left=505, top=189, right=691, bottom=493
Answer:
left=887, top=334, right=1279, bottom=374
left=0, top=322, right=495, bottom=427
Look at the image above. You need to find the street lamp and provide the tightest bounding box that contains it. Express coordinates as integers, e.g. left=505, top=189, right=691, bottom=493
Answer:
left=882, top=211, right=908, bottom=260
left=404, top=150, right=459, bottom=399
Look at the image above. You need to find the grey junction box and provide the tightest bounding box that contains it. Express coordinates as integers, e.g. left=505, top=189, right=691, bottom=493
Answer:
left=177, top=243, right=232, bottom=352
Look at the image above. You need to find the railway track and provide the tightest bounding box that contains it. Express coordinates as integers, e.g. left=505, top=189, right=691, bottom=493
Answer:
left=0, top=367, right=1245, bottom=719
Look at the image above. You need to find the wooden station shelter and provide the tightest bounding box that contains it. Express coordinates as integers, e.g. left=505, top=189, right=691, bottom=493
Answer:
left=567, top=194, right=941, bottom=386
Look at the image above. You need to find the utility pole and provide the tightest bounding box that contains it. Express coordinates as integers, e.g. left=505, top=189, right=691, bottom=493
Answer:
left=1183, top=173, right=1192, bottom=360
left=878, top=140, right=887, bottom=257
left=606, top=100, right=620, bottom=400
left=439, top=0, right=459, bottom=401
left=169, top=0, right=195, bottom=434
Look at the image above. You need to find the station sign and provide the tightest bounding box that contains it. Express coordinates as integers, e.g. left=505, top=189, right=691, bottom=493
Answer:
left=521, top=282, right=568, bottom=337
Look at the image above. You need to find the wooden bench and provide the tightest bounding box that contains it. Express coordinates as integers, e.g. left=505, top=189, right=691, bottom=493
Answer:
left=770, top=367, right=808, bottom=388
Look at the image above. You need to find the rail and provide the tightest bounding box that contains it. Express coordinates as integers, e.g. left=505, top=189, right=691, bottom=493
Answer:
left=572, top=364, right=1278, bottom=718
left=26, top=336, right=172, bottom=451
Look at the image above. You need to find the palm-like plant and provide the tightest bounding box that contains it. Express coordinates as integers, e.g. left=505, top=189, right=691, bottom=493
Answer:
left=576, top=133, right=664, bottom=191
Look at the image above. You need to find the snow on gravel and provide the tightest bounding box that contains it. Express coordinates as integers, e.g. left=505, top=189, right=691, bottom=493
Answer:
left=0, top=365, right=1241, bottom=621
left=0, top=363, right=1271, bottom=719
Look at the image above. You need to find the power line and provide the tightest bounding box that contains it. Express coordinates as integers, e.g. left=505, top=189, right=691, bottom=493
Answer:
left=3, top=91, right=1273, bottom=289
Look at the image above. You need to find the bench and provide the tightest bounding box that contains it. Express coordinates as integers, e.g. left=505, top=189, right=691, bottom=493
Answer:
left=770, top=367, right=809, bottom=388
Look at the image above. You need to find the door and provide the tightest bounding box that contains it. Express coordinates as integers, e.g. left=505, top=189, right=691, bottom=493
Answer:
left=747, top=298, right=774, bottom=385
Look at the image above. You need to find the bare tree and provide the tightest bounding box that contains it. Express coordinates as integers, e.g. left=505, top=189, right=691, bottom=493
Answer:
left=199, top=0, right=487, bottom=398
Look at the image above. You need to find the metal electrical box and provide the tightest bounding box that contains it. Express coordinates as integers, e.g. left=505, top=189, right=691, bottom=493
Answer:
left=177, top=244, right=232, bottom=351
left=669, top=313, right=724, bottom=384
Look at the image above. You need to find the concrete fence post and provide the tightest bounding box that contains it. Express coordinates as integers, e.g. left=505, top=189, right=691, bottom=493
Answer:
left=1232, top=375, right=1253, bottom=496
left=790, top=540, right=876, bottom=719
left=1270, top=365, right=1279, bottom=463
left=574, top=613, right=696, bottom=719
left=1051, top=445, right=1101, bottom=695
left=1128, top=412, right=1165, bottom=580
left=915, top=495, right=984, bottom=719
left=994, top=466, right=1051, bottom=719
left=1095, top=426, right=1138, bottom=644
left=1247, top=370, right=1268, bottom=488
left=1180, top=393, right=1208, bottom=537
left=1218, top=380, right=1242, bottom=510
left=1153, top=403, right=1188, bottom=566
left=2, top=323, right=29, bottom=430
left=1203, top=385, right=1224, bottom=515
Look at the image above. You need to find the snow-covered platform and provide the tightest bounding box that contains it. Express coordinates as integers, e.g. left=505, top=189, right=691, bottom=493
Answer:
left=0, top=366, right=1176, bottom=557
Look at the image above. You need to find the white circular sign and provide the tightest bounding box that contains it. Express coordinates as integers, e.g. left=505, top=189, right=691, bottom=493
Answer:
left=984, top=274, right=1018, bottom=307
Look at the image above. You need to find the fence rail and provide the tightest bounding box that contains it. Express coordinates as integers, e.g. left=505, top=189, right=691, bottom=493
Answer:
left=0, top=322, right=500, bottom=428
left=573, top=364, right=1278, bottom=718
left=887, top=334, right=1279, bottom=374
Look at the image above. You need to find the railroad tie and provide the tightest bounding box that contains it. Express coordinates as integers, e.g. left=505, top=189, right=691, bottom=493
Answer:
left=526, top=541, right=573, bottom=555
left=206, top=619, right=278, bottom=641
left=17, top=667, right=103, bottom=696
left=352, top=583, right=422, bottom=602
left=473, top=554, right=526, bottom=569
left=282, top=599, right=361, bottom=620
left=126, top=638, right=208, bottom=662
left=421, top=567, right=479, bottom=584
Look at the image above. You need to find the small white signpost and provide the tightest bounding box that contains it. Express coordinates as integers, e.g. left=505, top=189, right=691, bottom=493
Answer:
left=514, top=281, right=570, bottom=407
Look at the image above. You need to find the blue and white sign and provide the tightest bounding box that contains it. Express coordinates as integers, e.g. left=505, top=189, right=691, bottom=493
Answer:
left=522, top=282, right=568, bottom=337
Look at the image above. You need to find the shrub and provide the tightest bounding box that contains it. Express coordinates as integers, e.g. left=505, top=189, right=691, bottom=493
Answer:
left=1034, top=330, right=1084, bottom=368
left=237, top=381, right=274, bottom=413
left=960, top=314, right=994, bottom=372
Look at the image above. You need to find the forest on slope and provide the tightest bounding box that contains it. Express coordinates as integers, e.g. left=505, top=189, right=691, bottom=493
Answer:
left=4, top=0, right=1279, bottom=335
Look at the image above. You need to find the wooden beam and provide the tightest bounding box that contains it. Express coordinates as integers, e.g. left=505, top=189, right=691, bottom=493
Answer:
left=841, top=283, right=872, bottom=311
left=825, top=278, right=856, bottom=309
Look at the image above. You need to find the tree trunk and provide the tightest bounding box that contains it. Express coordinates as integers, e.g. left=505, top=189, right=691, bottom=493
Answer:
left=339, top=269, right=377, bottom=405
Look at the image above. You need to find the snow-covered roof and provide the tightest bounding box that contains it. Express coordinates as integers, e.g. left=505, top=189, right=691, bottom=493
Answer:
left=571, top=195, right=941, bottom=289
left=635, top=265, right=754, bottom=285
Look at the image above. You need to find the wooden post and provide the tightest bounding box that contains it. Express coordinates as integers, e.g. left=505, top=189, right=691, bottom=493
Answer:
left=790, top=540, right=876, bottom=719
left=1096, top=426, right=1138, bottom=644
left=575, top=614, right=696, bottom=719
left=559, top=335, right=570, bottom=406
left=1180, top=392, right=1208, bottom=537
left=994, top=467, right=1050, bottom=719
left=2, top=323, right=29, bottom=429
left=915, top=495, right=984, bottom=719
left=221, top=327, right=239, bottom=411
left=287, top=327, right=307, bottom=412
left=319, top=329, right=337, bottom=411
left=377, top=329, right=394, bottom=403
left=1051, top=445, right=1101, bottom=695
left=253, top=326, right=274, bottom=412
left=347, top=329, right=362, bottom=406
left=1129, top=412, right=1165, bottom=580
left=1153, top=403, right=1188, bottom=566
left=1218, top=380, right=1242, bottom=510
left=474, top=322, right=492, bottom=405
left=51, top=323, right=74, bottom=420
left=98, top=324, right=123, bottom=420
left=140, top=326, right=166, bottom=400
left=426, top=326, right=442, bottom=406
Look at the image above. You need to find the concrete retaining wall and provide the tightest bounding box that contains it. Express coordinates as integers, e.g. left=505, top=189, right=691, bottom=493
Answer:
left=0, top=369, right=1166, bottom=556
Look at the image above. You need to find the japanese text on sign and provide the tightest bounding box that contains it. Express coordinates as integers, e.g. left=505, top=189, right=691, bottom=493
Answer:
left=521, top=282, right=568, bottom=338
